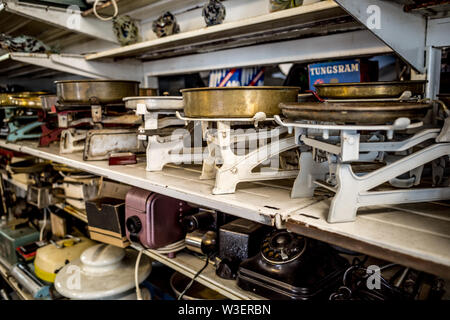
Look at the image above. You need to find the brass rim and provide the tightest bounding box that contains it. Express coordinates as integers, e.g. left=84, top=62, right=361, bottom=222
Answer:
left=180, top=86, right=300, bottom=93
left=55, top=80, right=139, bottom=84
left=314, top=80, right=427, bottom=88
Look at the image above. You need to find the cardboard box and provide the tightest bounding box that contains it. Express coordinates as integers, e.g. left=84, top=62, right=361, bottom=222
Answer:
left=308, top=59, right=378, bottom=91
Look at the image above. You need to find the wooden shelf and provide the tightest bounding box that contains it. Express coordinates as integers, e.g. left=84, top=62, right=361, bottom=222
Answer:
left=85, top=1, right=353, bottom=61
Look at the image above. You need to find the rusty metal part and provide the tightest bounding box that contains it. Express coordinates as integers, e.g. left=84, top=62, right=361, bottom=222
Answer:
left=124, top=96, right=184, bottom=111
left=181, top=86, right=300, bottom=118
left=55, top=80, right=139, bottom=105
left=314, top=81, right=426, bottom=99
left=280, top=101, right=432, bottom=124
left=83, top=129, right=145, bottom=161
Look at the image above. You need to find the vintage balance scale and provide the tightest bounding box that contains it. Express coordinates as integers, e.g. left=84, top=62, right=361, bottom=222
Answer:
left=176, top=86, right=301, bottom=195
left=0, top=91, right=56, bottom=145
left=273, top=81, right=449, bottom=223
left=54, top=80, right=145, bottom=160
left=124, top=95, right=205, bottom=171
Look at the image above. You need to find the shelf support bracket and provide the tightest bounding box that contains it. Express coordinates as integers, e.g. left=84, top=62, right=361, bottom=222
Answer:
left=335, top=0, right=426, bottom=73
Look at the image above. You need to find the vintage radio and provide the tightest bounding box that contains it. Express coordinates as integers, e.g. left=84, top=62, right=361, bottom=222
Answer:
left=125, top=187, right=193, bottom=249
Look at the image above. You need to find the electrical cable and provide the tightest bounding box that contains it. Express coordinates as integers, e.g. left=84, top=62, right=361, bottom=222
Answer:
left=155, top=239, right=186, bottom=254
left=177, top=254, right=210, bottom=300
left=93, top=0, right=118, bottom=21
left=135, top=249, right=144, bottom=300
left=39, top=208, right=47, bottom=241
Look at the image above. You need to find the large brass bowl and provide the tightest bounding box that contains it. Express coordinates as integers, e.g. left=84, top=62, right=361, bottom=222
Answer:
left=314, top=81, right=426, bottom=99
left=55, top=80, right=139, bottom=105
left=181, top=86, right=300, bottom=118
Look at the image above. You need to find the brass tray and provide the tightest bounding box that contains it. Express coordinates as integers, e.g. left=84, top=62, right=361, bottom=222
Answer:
left=55, top=80, right=139, bottom=105
left=10, top=96, right=42, bottom=108
left=280, top=101, right=432, bottom=124
left=314, top=81, right=426, bottom=99
left=181, top=86, right=300, bottom=118
left=1, top=91, right=48, bottom=107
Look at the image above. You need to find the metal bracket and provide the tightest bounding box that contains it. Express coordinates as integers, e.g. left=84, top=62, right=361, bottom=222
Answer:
left=145, top=133, right=204, bottom=171
left=335, top=0, right=426, bottom=73
left=291, top=151, right=329, bottom=198
left=3, top=0, right=118, bottom=43
left=60, top=128, right=86, bottom=154
left=8, top=53, right=143, bottom=81
left=27, top=185, right=57, bottom=209
left=205, top=121, right=298, bottom=195
left=7, top=120, right=43, bottom=142
left=133, top=105, right=205, bottom=171
left=83, top=129, right=145, bottom=161
left=328, top=143, right=450, bottom=223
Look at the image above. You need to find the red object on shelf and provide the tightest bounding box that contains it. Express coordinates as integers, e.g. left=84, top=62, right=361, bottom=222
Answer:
left=108, top=153, right=137, bottom=165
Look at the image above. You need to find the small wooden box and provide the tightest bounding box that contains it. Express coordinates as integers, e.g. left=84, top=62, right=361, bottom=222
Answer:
left=86, top=197, right=130, bottom=248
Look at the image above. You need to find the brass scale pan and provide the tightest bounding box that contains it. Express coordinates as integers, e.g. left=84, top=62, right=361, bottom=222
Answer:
left=280, top=81, right=431, bottom=124
left=0, top=92, right=48, bottom=109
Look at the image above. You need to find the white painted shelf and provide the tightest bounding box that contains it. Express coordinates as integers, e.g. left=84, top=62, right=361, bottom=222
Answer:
left=85, top=1, right=352, bottom=61
left=134, top=246, right=264, bottom=300
left=287, top=200, right=450, bottom=279
left=0, top=140, right=319, bottom=226
left=1, top=139, right=449, bottom=280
